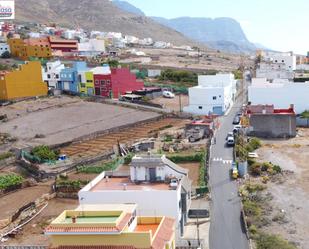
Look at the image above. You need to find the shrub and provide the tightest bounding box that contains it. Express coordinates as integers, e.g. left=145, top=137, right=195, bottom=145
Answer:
left=199, top=153, right=207, bottom=187
left=77, top=158, right=123, bottom=174
left=31, top=145, right=59, bottom=161
left=0, top=174, right=24, bottom=190
left=272, top=165, right=282, bottom=174
left=245, top=183, right=266, bottom=193
left=163, top=135, right=173, bottom=142
left=256, top=233, right=297, bottom=249
left=261, top=162, right=273, bottom=172
left=249, top=162, right=262, bottom=176
left=0, top=152, right=14, bottom=161
left=248, top=138, right=262, bottom=151
left=124, top=153, right=133, bottom=165
left=243, top=200, right=262, bottom=217
left=167, top=152, right=204, bottom=163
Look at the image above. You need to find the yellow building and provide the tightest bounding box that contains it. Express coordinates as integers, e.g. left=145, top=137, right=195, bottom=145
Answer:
left=79, top=71, right=94, bottom=95
left=0, top=61, right=48, bottom=100
left=45, top=204, right=175, bottom=249
left=8, top=38, right=52, bottom=60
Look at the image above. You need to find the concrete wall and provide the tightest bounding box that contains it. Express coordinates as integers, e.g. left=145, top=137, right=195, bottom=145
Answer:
left=248, top=114, right=296, bottom=138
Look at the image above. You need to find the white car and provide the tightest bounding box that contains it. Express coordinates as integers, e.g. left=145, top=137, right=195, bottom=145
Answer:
left=163, top=91, right=175, bottom=98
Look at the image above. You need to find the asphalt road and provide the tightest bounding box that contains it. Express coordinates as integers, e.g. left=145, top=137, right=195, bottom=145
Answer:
left=208, top=102, right=249, bottom=249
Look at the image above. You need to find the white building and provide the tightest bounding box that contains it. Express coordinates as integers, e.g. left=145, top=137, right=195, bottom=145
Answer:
left=78, top=39, right=106, bottom=57
left=184, top=73, right=237, bottom=115
left=266, top=53, right=296, bottom=71
left=78, top=154, right=191, bottom=237
left=256, top=62, right=294, bottom=80
left=248, top=78, right=309, bottom=114
left=0, top=43, right=10, bottom=56
left=148, top=69, right=161, bottom=78
left=43, top=60, right=65, bottom=88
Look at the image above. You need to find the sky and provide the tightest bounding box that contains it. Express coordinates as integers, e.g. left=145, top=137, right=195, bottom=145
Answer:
left=125, top=0, right=308, bottom=55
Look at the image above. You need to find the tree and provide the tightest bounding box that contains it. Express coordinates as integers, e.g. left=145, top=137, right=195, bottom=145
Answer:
left=107, top=59, right=119, bottom=68
left=1, top=51, right=11, bottom=59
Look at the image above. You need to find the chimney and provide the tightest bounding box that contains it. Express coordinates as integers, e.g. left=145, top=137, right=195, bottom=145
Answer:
left=290, top=104, right=294, bottom=111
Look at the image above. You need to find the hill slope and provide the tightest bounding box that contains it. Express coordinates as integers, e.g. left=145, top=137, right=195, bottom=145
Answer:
left=14, top=0, right=195, bottom=46
left=152, top=17, right=256, bottom=53
left=112, top=0, right=145, bottom=16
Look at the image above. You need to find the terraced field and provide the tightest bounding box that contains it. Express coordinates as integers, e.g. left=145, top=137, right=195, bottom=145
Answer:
left=61, top=118, right=188, bottom=160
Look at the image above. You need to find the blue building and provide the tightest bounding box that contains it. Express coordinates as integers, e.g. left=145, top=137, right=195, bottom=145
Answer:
left=59, top=61, right=88, bottom=93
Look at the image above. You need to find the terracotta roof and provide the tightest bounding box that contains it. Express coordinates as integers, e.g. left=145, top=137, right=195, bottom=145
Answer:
left=45, top=213, right=132, bottom=234
left=51, top=44, right=78, bottom=48
left=151, top=217, right=175, bottom=249
left=24, top=37, right=50, bottom=46
left=53, top=246, right=137, bottom=249
left=49, top=36, right=78, bottom=43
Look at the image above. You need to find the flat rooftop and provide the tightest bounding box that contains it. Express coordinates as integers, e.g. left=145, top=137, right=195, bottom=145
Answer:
left=64, top=216, right=119, bottom=224
left=135, top=224, right=159, bottom=235
left=90, top=177, right=172, bottom=191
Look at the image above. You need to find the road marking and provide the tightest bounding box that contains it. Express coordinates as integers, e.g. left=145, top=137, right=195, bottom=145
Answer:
left=212, top=157, right=223, bottom=161
left=223, top=160, right=233, bottom=164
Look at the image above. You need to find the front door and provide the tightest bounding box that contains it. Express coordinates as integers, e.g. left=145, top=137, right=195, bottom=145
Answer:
left=149, top=168, right=156, bottom=182
left=95, top=88, right=101, bottom=96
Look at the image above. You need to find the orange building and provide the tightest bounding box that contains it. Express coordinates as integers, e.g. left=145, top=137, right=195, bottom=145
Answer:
left=0, top=61, right=48, bottom=100
left=8, top=37, right=52, bottom=60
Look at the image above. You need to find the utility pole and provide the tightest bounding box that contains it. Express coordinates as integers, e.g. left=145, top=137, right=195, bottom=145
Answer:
left=179, top=94, right=182, bottom=113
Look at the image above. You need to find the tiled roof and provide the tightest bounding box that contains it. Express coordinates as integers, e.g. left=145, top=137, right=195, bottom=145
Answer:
left=151, top=217, right=175, bottom=249
left=45, top=213, right=132, bottom=234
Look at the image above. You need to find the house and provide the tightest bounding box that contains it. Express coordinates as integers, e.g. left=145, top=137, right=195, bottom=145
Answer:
left=0, top=42, right=10, bottom=56
left=43, top=60, right=65, bottom=88
left=79, top=70, right=94, bottom=95
left=49, top=36, right=78, bottom=53
left=148, top=69, right=161, bottom=78
left=8, top=37, right=52, bottom=60
left=78, top=39, right=106, bottom=57
left=184, top=73, right=237, bottom=115
left=93, top=67, right=144, bottom=99
left=245, top=104, right=296, bottom=138
left=0, top=61, right=47, bottom=100
left=45, top=204, right=175, bottom=249
left=248, top=78, right=309, bottom=114
left=60, top=61, right=88, bottom=93
left=256, top=62, right=294, bottom=80
left=78, top=154, right=191, bottom=237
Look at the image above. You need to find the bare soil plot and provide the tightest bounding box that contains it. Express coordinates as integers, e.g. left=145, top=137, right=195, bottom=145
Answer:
left=0, top=97, right=160, bottom=147
left=150, top=95, right=189, bottom=112
left=256, top=128, right=309, bottom=249
left=4, top=198, right=78, bottom=246
left=0, top=183, right=52, bottom=220
left=178, top=162, right=200, bottom=187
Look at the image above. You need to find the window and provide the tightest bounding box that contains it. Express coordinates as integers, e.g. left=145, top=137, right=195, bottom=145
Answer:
left=213, top=96, right=217, bottom=100
left=199, top=106, right=203, bottom=110
left=87, top=80, right=93, bottom=83
left=106, top=80, right=110, bottom=84
left=47, top=74, right=51, bottom=79
left=55, top=74, right=59, bottom=79
left=80, top=83, right=86, bottom=88
left=101, top=87, right=107, bottom=91
left=219, top=95, right=222, bottom=98
left=275, top=60, right=278, bottom=63
left=100, top=80, right=106, bottom=86
left=282, top=60, right=284, bottom=63
left=95, top=80, right=99, bottom=84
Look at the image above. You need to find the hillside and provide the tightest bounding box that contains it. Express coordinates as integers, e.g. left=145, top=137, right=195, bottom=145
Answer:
left=112, top=0, right=145, bottom=16
left=151, top=17, right=257, bottom=53
left=14, top=0, right=195, bottom=46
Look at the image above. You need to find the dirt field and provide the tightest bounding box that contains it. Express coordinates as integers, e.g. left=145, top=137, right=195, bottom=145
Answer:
left=150, top=95, right=189, bottom=112
left=0, top=183, right=52, bottom=220
left=61, top=118, right=188, bottom=160
left=4, top=198, right=78, bottom=246
left=178, top=162, right=200, bottom=187
left=0, top=96, right=160, bottom=147
left=256, top=128, right=309, bottom=249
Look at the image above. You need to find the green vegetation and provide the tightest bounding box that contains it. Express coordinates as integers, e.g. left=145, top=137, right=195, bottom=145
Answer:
left=233, top=69, right=243, bottom=79
left=0, top=174, right=24, bottom=190
left=0, top=63, right=11, bottom=70
left=256, top=233, right=297, bottom=249
left=167, top=152, right=204, bottom=164
left=77, top=157, right=123, bottom=174
left=246, top=138, right=262, bottom=152
left=300, top=110, right=309, bottom=119
left=199, top=152, right=207, bottom=187
left=0, top=152, right=14, bottom=161
left=124, top=153, right=133, bottom=165
left=31, top=145, right=59, bottom=161
left=163, top=135, right=173, bottom=142
left=248, top=161, right=282, bottom=176
left=106, top=59, right=119, bottom=68
left=159, top=69, right=198, bottom=84
left=56, top=179, right=89, bottom=191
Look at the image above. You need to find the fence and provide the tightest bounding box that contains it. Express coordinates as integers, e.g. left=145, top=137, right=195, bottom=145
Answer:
left=296, top=117, right=309, bottom=127
left=0, top=247, right=48, bottom=249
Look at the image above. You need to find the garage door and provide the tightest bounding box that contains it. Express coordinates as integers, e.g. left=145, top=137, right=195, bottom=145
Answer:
left=213, top=106, right=223, bottom=115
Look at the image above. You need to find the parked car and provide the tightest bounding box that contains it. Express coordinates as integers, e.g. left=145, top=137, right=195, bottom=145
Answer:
left=163, top=91, right=175, bottom=98
left=226, top=136, right=235, bottom=146
left=233, top=116, right=240, bottom=124
left=233, top=125, right=242, bottom=133
left=226, top=132, right=234, bottom=140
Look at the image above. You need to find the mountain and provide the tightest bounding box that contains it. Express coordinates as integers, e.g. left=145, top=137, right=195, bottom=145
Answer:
left=112, top=0, right=145, bottom=16
left=14, top=0, right=195, bottom=46
left=151, top=17, right=257, bottom=53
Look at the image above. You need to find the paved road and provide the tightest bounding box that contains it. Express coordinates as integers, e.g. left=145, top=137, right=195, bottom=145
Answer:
left=209, top=102, right=249, bottom=249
